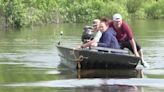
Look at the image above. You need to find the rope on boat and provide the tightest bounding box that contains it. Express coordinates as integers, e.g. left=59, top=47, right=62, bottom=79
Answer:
left=73, top=48, right=88, bottom=69
left=76, top=55, right=85, bottom=69
left=76, top=55, right=88, bottom=69
left=72, top=48, right=81, bottom=69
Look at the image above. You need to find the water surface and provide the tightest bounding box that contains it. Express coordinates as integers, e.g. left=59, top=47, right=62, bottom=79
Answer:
left=0, top=20, right=164, bottom=92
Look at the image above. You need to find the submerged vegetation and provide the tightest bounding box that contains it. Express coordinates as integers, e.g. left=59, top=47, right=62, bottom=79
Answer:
left=0, top=0, right=164, bottom=28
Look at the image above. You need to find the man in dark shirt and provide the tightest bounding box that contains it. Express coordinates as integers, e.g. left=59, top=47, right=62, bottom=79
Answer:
left=109, top=13, right=149, bottom=68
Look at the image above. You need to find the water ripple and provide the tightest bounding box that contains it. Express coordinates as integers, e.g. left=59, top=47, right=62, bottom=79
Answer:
left=4, top=78, right=164, bottom=88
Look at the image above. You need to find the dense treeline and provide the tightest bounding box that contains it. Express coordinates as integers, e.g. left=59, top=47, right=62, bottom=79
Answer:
left=0, top=0, right=163, bottom=28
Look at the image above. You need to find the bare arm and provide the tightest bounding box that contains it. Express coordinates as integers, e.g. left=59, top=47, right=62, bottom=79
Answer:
left=129, top=38, right=139, bottom=57
left=81, top=39, right=97, bottom=48
left=81, top=31, right=102, bottom=48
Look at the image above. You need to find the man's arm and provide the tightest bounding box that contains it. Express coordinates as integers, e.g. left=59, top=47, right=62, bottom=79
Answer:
left=80, top=31, right=102, bottom=48
left=129, top=38, right=139, bottom=57
left=81, top=39, right=97, bottom=48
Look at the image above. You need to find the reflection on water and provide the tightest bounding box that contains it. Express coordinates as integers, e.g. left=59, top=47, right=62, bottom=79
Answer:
left=77, top=69, right=143, bottom=79
left=98, top=85, right=140, bottom=92
left=3, top=68, right=164, bottom=92
left=77, top=69, right=143, bottom=92
left=1, top=68, right=158, bottom=84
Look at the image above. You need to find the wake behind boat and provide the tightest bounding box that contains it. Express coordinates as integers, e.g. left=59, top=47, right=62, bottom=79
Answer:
left=57, top=45, right=141, bottom=69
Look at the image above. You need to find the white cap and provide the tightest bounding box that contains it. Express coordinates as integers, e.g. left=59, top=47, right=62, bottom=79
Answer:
left=113, top=13, right=122, bottom=21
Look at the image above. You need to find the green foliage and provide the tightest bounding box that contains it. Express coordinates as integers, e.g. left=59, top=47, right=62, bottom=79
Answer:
left=126, top=0, right=142, bottom=14
left=0, top=0, right=164, bottom=28
left=60, top=0, right=128, bottom=23
left=0, top=0, right=59, bottom=28
left=2, top=0, right=26, bottom=28
left=101, top=1, right=128, bottom=19
left=61, top=0, right=101, bottom=23
left=145, top=0, right=164, bottom=19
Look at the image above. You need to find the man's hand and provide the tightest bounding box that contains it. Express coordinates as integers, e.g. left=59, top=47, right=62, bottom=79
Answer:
left=91, top=42, right=98, bottom=47
left=134, top=51, right=140, bottom=57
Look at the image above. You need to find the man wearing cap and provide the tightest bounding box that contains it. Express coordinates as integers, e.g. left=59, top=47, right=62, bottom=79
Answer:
left=109, top=13, right=149, bottom=68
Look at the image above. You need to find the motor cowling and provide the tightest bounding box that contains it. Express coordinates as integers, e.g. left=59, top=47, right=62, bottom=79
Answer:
left=81, top=26, right=94, bottom=43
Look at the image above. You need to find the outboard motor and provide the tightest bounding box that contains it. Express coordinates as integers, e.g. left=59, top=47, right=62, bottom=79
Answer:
left=81, top=26, right=94, bottom=43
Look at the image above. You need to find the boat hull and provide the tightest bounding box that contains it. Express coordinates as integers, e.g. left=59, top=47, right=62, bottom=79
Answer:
left=57, top=46, right=141, bottom=69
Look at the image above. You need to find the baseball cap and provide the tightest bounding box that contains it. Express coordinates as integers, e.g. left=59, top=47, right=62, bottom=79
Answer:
left=113, top=13, right=122, bottom=21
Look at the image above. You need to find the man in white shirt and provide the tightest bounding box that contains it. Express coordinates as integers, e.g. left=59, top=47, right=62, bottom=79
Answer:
left=80, top=19, right=102, bottom=48
left=92, top=19, right=102, bottom=42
